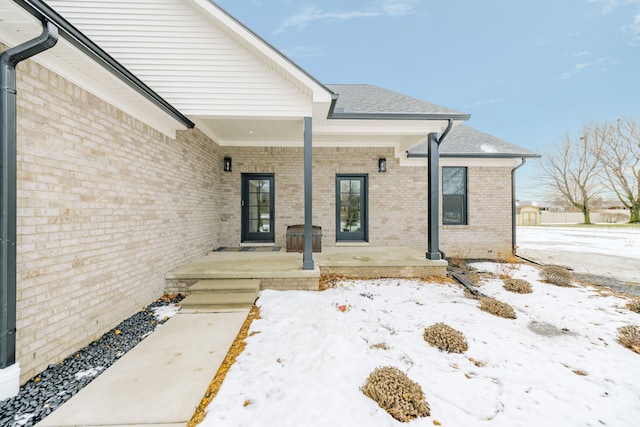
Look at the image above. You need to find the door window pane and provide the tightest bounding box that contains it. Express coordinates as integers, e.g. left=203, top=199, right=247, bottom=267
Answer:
left=249, top=179, right=271, bottom=234
left=339, top=179, right=362, bottom=232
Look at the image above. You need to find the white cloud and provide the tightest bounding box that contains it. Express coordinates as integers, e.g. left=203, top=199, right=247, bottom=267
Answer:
left=560, top=57, right=607, bottom=79
left=381, top=0, right=416, bottom=16
left=463, top=99, right=500, bottom=109
left=274, top=1, right=417, bottom=34
left=622, top=13, right=640, bottom=39
left=574, top=51, right=592, bottom=57
left=589, top=0, right=640, bottom=41
left=589, top=0, right=619, bottom=15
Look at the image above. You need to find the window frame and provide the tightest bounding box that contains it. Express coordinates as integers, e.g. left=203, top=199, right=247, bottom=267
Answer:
left=442, top=166, right=468, bottom=226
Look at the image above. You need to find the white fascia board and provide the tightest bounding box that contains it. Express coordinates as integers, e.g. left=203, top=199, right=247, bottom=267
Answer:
left=185, top=0, right=332, bottom=103
left=399, top=156, right=522, bottom=168
left=217, top=140, right=305, bottom=148
left=313, top=121, right=447, bottom=136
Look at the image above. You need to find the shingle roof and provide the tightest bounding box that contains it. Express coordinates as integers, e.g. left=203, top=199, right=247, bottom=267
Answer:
left=409, top=125, right=539, bottom=158
left=325, top=84, right=466, bottom=116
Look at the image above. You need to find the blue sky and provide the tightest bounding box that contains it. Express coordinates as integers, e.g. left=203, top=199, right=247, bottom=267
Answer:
left=214, top=0, right=640, bottom=201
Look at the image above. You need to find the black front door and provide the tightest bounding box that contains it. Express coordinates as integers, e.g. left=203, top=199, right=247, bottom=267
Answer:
left=336, top=175, right=368, bottom=242
left=242, top=174, right=275, bottom=243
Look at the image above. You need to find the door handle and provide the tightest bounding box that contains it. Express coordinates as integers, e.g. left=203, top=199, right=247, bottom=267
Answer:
left=241, top=200, right=245, bottom=207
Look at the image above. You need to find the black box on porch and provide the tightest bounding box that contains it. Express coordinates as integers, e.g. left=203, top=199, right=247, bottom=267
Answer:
left=286, top=225, right=322, bottom=253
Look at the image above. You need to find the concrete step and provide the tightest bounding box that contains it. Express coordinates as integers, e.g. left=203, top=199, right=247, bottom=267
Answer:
left=179, top=292, right=257, bottom=310
left=189, top=279, right=261, bottom=294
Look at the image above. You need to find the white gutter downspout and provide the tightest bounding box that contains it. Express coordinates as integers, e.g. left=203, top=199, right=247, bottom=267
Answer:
left=1, top=20, right=58, bottom=400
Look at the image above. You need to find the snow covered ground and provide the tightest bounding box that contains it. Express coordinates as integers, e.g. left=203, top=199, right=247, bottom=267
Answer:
left=201, top=264, right=640, bottom=427
left=516, top=226, right=640, bottom=285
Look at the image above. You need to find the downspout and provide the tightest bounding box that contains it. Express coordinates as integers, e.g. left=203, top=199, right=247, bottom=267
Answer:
left=1, top=20, right=58, bottom=398
left=426, top=119, right=453, bottom=260
left=511, top=158, right=527, bottom=254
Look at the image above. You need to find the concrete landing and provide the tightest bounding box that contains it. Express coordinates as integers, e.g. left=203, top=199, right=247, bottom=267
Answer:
left=180, top=279, right=260, bottom=311
left=36, top=309, right=249, bottom=427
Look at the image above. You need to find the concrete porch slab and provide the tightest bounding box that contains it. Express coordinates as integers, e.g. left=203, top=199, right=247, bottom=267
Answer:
left=165, top=246, right=447, bottom=293
left=317, top=246, right=448, bottom=279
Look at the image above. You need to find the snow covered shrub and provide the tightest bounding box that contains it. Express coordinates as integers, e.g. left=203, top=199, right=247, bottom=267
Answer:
left=541, top=265, right=573, bottom=287
left=361, top=366, right=430, bottom=422
left=503, top=278, right=533, bottom=294
left=616, top=325, right=640, bottom=353
left=626, top=298, right=640, bottom=314
left=423, top=322, right=468, bottom=353
left=479, top=297, right=516, bottom=319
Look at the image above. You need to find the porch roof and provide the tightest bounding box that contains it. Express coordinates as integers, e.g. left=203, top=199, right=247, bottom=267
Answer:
left=326, top=84, right=467, bottom=118
left=408, top=125, right=540, bottom=158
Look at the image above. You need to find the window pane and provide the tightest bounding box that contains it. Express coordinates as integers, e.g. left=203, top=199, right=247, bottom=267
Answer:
left=442, top=167, right=467, bottom=225
left=443, top=168, right=465, bottom=195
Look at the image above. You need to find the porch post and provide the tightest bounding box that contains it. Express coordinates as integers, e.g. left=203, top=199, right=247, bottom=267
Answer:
left=426, top=132, right=441, bottom=260
left=302, top=116, right=314, bottom=270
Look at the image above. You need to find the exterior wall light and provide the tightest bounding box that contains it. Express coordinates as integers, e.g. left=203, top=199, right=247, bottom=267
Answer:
left=378, top=157, right=387, bottom=173
left=224, top=157, right=232, bottom=172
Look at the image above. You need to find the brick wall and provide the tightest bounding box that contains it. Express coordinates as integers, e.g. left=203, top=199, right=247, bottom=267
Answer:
left=12, top=53, right=220, bottom=382
left=218, top=146, right=513, bottom=257
left=441, top=166, right=514, bottom=259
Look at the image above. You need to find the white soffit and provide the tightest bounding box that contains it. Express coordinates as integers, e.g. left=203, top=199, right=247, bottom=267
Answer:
left=0, top=0, right=187, bottom=138
left=400, top=157, right=521, bottom=168
left=47, top=0, right=330, bottom=118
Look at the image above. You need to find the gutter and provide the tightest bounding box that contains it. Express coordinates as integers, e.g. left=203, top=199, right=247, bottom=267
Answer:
left=14, top=0, right=194, bottom=129
left=1, top=19, right=58, bottom=398
left=511, top=158, right=527, bottom=254
left=407, top=152, right=541, bottom=159
left=328, top=112, right=471, bottom=121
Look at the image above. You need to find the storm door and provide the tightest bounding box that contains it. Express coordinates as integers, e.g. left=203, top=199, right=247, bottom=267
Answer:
left=336, top=175, right=368, bottom=242
left=241, top=174, right=275, bottom=243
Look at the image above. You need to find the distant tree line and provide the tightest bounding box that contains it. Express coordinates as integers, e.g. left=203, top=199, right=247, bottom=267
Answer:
left=540, top=117, right=640, bottom=224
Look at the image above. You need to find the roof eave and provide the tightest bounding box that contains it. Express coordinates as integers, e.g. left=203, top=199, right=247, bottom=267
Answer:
left=328, top=112, right=471, bottom=121
left=16, top=0, right=194, bottom=129
left=407, top=152, right=541, bottom=159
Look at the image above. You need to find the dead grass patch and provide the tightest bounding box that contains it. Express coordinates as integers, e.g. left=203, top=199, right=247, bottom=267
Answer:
left=370, top=342, right=391, bottom=350
left=423, top=323, right=468, bottom=353
left=617, top=325, right=640, bottom=354
left=541, top=265, right=574, bottom=287
left=626, top=298, right=640, bottom=314
left=503, top=278, right=533, bottom=294
left=479, top=297, right=516, bottom=319
left=187, top=305, right=261, bottom=427
left=361, top=366, right=430, bottom=422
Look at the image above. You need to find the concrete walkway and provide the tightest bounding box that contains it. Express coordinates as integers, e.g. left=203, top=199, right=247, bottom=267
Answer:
left=36, top=308, right=250, bottom=427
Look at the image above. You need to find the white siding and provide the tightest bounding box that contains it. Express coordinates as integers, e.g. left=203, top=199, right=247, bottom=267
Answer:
left=48, top=0, right=313, bottom=117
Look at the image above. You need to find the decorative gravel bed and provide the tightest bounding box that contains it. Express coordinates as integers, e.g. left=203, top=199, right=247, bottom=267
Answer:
left=0, top=294, right=183, bottom=427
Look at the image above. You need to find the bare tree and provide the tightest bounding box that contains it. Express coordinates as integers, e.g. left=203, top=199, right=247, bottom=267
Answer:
left=540, top=124, right=603, bottom=224
left=598, top=118, right=640, bottom=223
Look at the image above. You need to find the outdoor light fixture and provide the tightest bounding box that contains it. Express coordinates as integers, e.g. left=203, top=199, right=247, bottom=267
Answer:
left=378, top=157, right=387, bottom=173
left=224, top=157, right=232, bottom=172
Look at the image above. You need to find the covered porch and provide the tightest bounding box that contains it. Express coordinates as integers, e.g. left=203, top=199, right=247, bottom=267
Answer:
left=165, top=246, right=448, bottom=293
